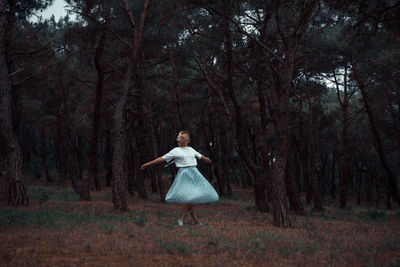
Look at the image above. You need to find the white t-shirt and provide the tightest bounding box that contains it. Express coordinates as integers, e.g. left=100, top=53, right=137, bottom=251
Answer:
left=162, top=146, right=202, bottom=167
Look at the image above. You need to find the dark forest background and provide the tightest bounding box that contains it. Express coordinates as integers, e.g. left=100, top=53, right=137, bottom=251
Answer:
left=1, top=0, right=400, bottom=228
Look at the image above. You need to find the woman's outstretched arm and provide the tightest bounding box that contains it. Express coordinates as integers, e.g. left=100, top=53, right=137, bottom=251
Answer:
left=201, top=155, right=212, bottom=164
left=140, top=157, right=165, bottom=171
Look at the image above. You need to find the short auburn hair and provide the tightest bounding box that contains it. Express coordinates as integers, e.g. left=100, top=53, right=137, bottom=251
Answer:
left=179, top=130, right=191, bottom=140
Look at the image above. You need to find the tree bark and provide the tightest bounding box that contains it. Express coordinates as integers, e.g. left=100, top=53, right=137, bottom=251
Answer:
left=333, top=66, right=351, bottom=208
left=5, top=0, right=21, bottom=137
left=137, top=50, right=165, bottom=201
left=270, top=111, right=291, bottom=226
left=306, top=69, right=323, bottom=212
left=88, top=10, right=110, bottom=192
left=0, top=0, right=28, bottom=206
left=110, top=0, right=152, bottom=211
left=168, top=48, right=185, bottom=129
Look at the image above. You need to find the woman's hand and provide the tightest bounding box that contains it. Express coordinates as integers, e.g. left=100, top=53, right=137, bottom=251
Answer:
left=202, top=156, right=212, bottom=164
left=140, top=157, right=165, bottom=171
left=140, top=163, right=149, bottom=171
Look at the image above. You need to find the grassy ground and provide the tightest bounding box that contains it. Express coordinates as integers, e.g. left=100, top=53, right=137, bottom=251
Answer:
left=1, top=183, right=400, bottom=266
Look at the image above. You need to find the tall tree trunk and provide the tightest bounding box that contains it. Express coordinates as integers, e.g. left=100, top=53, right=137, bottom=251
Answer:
left=272, top=0, right=318, bottom=225
left=334, top=67, right=350, bottom=208
left=306, top=70, right=323, bottom=212
left=110, top=0, right=152, bottom=211
left=111, top=84, right=129, bottom=211
left=270, top=106, right=291, bottom=226
left=351, top=62, right=400, bottom=205
left=88, top=11, right=110, bottom=192
left=5, top=0, right=21, bottom=137
left=0, top=0, right=28, bottom=206
left=168, top=48, right=185, bottom=129
left=138, top=52, right=165, bottom=201
left=297, top=100, right=312, bottom=204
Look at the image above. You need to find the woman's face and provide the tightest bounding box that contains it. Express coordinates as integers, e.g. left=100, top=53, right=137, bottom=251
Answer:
left=176, top=133, right=190, bottom=147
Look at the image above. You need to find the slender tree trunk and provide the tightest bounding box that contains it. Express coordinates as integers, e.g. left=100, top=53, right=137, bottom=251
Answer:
left=168, top=48, right=185, bottom=129
left=5, top=1, right=21, bottom=138
left=270, top=47, right=294, bottom=226
left=334, top=67, right=351, bottom=208
left=297, top=100, right=312, bottom=204
left=139, top=60, right=165, bottom=201
left=306, top=70, right=323, bottom=212
left=352, top=62, right=400, bottom=205
left=111, top=95, right=129, bottom=211
left=110, top=0, right=152, bottom=211
left=270, top=110, right=291, bottom=226
left=88, top=12, right=109, bottom=192
left=110, top=61, right=133, bottom=210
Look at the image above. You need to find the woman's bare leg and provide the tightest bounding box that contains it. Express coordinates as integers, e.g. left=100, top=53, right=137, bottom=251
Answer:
left=189, top=205, right=200, bottom=224
left=179, top=204, right=191, bottom=222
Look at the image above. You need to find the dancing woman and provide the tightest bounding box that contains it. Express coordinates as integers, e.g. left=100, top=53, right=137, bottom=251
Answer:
left=140, top=131, right=218, bottom=226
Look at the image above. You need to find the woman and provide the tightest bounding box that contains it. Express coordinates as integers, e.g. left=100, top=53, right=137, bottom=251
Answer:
left=140, top=131, right=218, bottom=226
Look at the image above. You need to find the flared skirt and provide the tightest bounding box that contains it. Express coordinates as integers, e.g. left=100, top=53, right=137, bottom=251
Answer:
left=165, top=166, right=219, bottom=204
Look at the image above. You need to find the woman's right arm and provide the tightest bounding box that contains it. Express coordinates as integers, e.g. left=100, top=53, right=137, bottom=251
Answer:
left=140, top=157, right=165, bottom=171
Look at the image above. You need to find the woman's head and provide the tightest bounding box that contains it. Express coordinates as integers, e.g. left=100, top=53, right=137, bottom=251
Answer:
left=177, top=131, right=190, bottom=146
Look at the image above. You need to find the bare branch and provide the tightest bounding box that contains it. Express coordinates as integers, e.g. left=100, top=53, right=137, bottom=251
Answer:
left=205, top=7, right=284, bottom=65
left=8, top=68, right=24, bottom=77
left=195, top=54, right=232, bottom=118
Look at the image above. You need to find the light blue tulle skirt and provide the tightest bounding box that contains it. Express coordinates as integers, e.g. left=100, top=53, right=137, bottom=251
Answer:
left=165, top=166, right=219, bottom=204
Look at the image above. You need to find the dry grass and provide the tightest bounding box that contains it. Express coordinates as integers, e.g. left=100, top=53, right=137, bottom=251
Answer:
left=1, top=183, right=400, bottom=266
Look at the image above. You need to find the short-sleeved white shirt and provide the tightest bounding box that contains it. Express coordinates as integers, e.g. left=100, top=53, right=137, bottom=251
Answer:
left=162, top=146, right=202, bottom=167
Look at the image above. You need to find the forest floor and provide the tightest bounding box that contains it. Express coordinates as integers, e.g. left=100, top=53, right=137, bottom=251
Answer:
left=1, top=179, right=400, bottom=266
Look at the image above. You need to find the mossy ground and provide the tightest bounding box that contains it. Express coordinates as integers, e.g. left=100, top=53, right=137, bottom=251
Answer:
left=1, top=181, right=399, bottom=266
